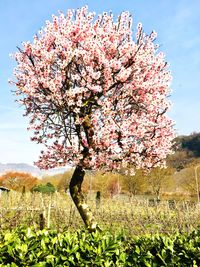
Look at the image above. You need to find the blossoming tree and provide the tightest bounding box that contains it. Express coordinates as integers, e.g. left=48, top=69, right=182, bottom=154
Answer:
left=11, top=6, right=175, bottom=231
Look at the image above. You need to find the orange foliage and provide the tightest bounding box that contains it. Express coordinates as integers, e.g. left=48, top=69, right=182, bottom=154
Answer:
left=0, top=171, right=39, bottom=191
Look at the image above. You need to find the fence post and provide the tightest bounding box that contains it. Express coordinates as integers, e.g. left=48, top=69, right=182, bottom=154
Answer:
left=39, top=213, right=45, bottom=230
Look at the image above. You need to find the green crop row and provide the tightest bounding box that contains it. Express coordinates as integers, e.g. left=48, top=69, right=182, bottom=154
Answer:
left=0, top=227, right=200, bottom=266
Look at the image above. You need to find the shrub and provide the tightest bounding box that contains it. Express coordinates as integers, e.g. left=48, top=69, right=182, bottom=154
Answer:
left=1, top=227, right=200, bottom=266
left=31, top=182, right=56, bottom=194
left=0, top=228, right=126, bottom=266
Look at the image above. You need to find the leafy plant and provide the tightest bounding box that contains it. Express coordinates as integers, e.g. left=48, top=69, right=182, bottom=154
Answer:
left=1, top=227, right=200, bottom=266
left=31, top=183, right=56, bottom=194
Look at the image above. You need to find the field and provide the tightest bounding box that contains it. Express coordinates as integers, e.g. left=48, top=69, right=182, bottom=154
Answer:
left=0, top=191, right=200, bottom=236
left=1, top=191, right=200, bottom=265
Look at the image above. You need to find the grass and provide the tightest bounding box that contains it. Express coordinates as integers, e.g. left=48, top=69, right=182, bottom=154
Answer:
left=0, top=191, right=200, bottom=236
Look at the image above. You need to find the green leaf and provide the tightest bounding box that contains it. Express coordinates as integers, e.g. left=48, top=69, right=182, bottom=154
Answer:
left=31, top=262, right=47, bottom=267
left=4, top=233, right=13, bottom=242
left=135, top=245, right=140, bottom=255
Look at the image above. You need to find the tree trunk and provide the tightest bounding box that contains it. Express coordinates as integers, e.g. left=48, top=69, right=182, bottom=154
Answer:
left=69, top=165, right=99, bottom=232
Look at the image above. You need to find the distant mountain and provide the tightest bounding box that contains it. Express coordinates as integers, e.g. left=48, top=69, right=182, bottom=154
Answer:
left=0, top=163, right=70, bottom=177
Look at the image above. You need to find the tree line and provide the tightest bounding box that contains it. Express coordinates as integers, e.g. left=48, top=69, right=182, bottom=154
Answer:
left=1, top=132, right=200, bottom=199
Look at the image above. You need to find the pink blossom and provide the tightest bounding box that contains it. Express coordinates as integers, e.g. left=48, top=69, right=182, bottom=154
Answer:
left=11, top=6, right=175, bottom=171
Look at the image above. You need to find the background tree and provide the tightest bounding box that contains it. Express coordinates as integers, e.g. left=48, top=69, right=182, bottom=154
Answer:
left=173, top=165, right=200, bottom=198
left=11, top=6, right=174, bottom=231
left=167, top=150, right=193, bottom=171
left=0, top=171, right=39, bottom=191
left=42, top=170, right=73, bottom=192
left=84, top=171, right=122, bottom=197
left=57, top=170, right=73, bottom=192
left=122, top=169, right=146, bottom=197
left=42, top=173, right=62, bottom=188
left=85, top=171, right=108, bottom=196
left=106, top=174, right=121, bottom=198
left=146, top=167, right=174, bottom=200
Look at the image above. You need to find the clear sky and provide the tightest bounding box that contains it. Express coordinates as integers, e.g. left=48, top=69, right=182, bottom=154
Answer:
left=0, top=0, right=200, bottom=164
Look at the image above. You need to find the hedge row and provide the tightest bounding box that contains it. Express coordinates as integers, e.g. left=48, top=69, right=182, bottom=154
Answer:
left=0, top=227, right=200, bottom=266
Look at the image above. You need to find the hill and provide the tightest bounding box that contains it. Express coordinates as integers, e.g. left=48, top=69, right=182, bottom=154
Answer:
left=176, top=132, right=200, bottom=157
left=167, top=132, right=200, bottom=171
left=0, top=163, right=69, bottom=177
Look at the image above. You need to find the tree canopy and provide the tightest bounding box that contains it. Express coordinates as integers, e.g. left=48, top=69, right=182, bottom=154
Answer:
left=12, top=6, right=174, bottom=173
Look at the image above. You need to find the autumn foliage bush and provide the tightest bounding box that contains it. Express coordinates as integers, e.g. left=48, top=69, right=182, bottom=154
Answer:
left=0, top=171, right=39, bottom=191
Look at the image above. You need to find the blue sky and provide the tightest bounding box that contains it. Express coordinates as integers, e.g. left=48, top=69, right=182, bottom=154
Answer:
left=0, top=0, right=200, bottom=164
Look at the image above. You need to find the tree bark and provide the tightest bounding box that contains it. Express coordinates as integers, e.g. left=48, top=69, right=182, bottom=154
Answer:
left=69, top=165, right=99, bottom=232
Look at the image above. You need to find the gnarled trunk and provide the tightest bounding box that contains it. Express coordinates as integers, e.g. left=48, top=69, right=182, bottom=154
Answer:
left=69, top=165, right=99, bottom=232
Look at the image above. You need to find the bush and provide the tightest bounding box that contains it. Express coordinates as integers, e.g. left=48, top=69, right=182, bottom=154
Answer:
left=0, top=228, right=126, bottom=266
left=1, top=227, right=200, bottom=266
left=126, top=231, right=200, bottom=266
left=31, top=182, right=56, bottom=194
